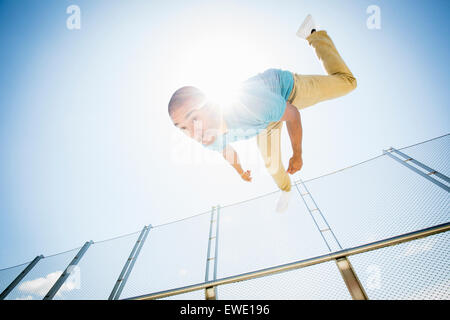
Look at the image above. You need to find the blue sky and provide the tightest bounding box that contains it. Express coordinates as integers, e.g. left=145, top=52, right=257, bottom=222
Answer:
left=0, top=0, right=449, bottom=299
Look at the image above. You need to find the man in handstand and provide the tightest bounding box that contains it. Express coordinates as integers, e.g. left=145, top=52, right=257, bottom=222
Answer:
left=168, top=15, right=357, bottom=212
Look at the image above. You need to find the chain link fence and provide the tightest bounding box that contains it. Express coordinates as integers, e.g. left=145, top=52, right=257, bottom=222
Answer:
left=0, top=134, right=448, bottom=300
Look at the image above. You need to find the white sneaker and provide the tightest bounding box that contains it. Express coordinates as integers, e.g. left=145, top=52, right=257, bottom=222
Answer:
left=296, top=14, right=318, bottom=39
left=276, top=190, right=292, bottom=213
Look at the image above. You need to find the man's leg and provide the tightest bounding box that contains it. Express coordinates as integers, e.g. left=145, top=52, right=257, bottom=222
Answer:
left=288, top=30, right=357, bottom=109
left=257, top=121, right=291, bottom=192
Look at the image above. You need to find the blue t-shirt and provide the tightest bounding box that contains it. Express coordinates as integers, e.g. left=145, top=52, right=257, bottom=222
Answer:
left=205, top=68, right=294, bottom=152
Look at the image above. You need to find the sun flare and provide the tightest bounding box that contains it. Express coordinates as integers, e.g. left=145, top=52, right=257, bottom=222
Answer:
left=177, top=29, right=265, bottom=111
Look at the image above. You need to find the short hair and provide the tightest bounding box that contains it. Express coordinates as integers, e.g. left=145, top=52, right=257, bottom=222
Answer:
left=168, top=86, right=206, bottom=116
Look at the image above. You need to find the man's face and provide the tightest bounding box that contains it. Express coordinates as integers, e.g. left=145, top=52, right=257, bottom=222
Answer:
left=171, top=102, right=220, bottom=146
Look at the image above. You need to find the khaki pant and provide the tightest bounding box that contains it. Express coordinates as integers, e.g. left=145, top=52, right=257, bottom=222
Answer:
left=257, top=30, right=357, bottom=191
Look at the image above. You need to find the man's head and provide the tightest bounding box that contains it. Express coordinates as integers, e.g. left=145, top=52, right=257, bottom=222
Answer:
left=168, top=86, right=223, bottom=146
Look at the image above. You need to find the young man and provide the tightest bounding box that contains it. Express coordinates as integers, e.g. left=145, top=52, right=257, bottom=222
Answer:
left=168, top=15, right=356, bottom=212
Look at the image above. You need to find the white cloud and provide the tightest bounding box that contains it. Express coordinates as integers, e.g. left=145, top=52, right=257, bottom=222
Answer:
left=15, top=295, right=33, bottom=300
left=18, top=270, right=78, bottom=298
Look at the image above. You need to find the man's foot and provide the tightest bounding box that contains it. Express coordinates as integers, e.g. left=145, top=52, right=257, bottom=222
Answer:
left=276, top=190, right=292, bottom=213
left=296, top=14, right=318, bottom=39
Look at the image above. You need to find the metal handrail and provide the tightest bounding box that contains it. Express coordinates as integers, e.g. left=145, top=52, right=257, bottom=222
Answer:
left=127, top=222, right=450, bottom=300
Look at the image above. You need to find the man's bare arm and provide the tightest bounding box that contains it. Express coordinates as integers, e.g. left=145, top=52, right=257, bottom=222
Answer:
left=280, top=102, right=303, bottom=174
left=222, top=144, right=252, bottom=181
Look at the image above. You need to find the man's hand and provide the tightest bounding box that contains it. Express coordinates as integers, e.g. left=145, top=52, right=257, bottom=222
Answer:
left=287, top=155, right=303, bottom=175
left=240, top=170, right=252, bottom=182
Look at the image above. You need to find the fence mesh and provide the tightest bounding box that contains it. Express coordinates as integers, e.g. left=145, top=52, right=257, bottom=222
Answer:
left=0, top=262, right=31, bottom=297
left=1, top=134, right=448, bottom=300
left=398, top=134, right=450, bottom=178
left=54, top=232, right=141, bottom=300
left=3, top=248, right=80, bottom=300
left=218, top=191, right=330, bottom=279
left=349, top=231, right=450, bottom=300
left=120, top=213, right=211, bottom=299
left=303, top=153, right=449, bottom=249
left=217, top=261, right=352, bottom=300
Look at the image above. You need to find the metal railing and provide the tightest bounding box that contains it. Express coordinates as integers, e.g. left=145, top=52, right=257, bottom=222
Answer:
left=128, top=222, right=450, bottom=300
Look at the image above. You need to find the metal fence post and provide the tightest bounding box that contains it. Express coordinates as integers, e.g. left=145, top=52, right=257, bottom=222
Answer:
left=205, top=205, right=220, bottom=300
left=109, top=225, right=152, bottom=300
left=213, top=205, right=220, bottom=282
left=383, top=147, right=450, bottom=192
left=205, top=206, right=215, bottom=284
left=335, top=257, right=368, bottom=300
left=295, top=179, right=368, bottom=300
left=0, top=255, right=44, bottom=300
left=43, top=241, right=93, bottom=300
